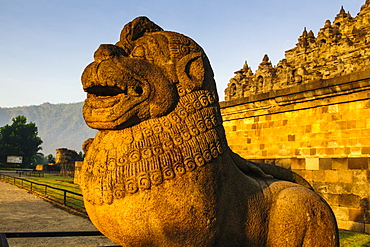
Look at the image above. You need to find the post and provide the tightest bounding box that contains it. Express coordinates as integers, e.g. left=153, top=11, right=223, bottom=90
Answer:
left=63, top=191, right=67, bottom=205
left=0, top=233, right=9, bottom=247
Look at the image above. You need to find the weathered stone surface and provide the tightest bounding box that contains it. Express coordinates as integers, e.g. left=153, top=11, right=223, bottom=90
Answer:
left=348, top=157, right=369, bottom=169
left=80, top=17, right=338, bottom=246
left=225, top=1, right=370, bottom=101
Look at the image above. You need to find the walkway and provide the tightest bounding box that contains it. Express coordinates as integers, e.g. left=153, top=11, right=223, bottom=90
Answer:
left=0, top=180, right=117, bottom=247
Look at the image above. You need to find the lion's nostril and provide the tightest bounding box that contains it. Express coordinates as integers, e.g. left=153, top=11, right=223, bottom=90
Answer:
left=128, top=85, right=143, bottom=96
left=134, top=85, right=143, bottom=95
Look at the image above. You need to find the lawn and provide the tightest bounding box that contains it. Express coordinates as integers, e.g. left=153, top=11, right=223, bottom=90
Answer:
left=23, top=174, right=80, bottom=193
left=340, top=230, right=370, bottom=246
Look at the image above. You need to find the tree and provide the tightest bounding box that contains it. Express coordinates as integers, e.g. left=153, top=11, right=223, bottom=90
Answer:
left=47, top=154, right=55, bottom=164
left=78, top=151, right=85, bottom=160
left=0, top=115, right=43, bottom=167
left=32, top=153, right=55, bottom=166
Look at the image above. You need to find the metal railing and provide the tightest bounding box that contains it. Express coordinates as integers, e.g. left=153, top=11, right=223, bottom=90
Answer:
left=16, top=170, right=45, bottom=177
left=0, top=173, right=85, bottom=212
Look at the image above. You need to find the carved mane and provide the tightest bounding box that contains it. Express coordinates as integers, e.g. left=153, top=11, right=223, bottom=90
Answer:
left=81, top=89, right=226, bottom=205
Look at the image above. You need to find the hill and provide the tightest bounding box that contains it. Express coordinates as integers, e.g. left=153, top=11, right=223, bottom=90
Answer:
left=0, top=102, right=96, bottom=156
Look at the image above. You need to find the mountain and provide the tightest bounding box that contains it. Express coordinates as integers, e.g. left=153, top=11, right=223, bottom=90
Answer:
left=0, top=102, right=97, bottom=156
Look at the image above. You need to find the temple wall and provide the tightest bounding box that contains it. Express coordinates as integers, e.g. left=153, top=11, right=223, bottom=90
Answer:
left=220, top=69, right=370, bottom=233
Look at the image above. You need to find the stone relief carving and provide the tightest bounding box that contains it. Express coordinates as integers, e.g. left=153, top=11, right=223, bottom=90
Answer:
left=80, top=16, right=339, bottom=246
left=225, top=1, right=370, bottom=101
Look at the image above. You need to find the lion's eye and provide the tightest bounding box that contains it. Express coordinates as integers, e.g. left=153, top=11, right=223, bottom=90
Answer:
left=131, top=46, right=146, bottom=59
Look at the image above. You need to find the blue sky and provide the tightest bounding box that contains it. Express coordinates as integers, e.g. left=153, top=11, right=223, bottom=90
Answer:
left=0, top=0, right=365, bottom=107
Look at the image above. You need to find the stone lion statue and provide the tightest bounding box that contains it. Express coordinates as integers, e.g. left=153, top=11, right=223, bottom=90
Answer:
left=80, top=17, right=339, bottom=246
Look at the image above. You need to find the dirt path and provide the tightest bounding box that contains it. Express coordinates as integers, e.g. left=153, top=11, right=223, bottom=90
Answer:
left=0, top=181, right=118, bottom=247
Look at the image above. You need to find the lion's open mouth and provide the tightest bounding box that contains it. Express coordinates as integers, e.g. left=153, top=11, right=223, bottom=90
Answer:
left=85, top=86, right=127, bottom=109
left=86, top=84, right=144, bottom=97
left=82, top=74, right=150, bottom=129
left=87, top=86, right=127, bottom=97
left=84, top=79, right=146, bottom=109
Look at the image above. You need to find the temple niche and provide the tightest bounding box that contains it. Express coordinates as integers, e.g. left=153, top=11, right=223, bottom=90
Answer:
left=225, top=1, right=370, bottom=101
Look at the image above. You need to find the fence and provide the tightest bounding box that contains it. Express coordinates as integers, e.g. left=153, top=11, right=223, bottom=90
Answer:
left=0, top=173, right=85, bottom=212
left=17, top=170, right=45, bottom=177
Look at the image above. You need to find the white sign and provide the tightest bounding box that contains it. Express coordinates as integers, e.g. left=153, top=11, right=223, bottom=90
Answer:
left=7, top=156, right=23, bottom=164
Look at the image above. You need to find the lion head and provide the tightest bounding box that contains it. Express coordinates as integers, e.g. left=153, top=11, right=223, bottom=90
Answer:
left=81, top=16, right=217, bottom=130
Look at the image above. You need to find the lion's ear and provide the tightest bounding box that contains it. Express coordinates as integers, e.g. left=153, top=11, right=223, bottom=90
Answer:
left=116, top=17, right=163, bottom=53
left=82, top=138, right=94, bottom=154
left=176, top=52, right=205, bottom=93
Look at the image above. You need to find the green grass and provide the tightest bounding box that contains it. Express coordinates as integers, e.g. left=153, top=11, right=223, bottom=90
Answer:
left=24, top=174, right=84, bottom=210
left=340, top=230, right=370, bottom=246
left=23, top=174, right=81, bottom=193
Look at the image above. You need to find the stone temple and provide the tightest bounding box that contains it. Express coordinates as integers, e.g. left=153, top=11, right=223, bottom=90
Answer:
left=221, top=0, right=370, bottom=233
left=225, top=1, right=370, bottom=100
